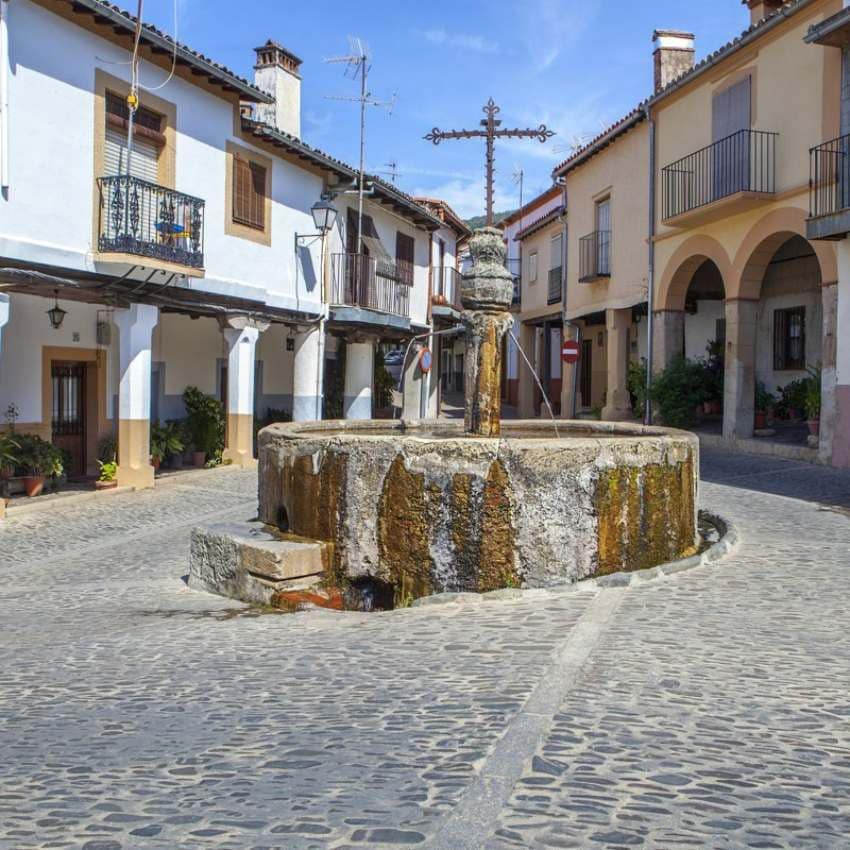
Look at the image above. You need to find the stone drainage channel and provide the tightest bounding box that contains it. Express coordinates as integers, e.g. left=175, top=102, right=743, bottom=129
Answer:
left=189, top=511, right=735, bottom=615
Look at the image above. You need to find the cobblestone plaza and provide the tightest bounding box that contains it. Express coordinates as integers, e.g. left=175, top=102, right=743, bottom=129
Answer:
left=1, top=451, right=849, bottom=849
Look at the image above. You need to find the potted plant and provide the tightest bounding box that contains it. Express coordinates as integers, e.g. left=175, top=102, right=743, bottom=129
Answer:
left=150, top=421, right=185, bottom=472
left=804, top=366, right=821, bottom=437
left=0, top=431, right=18, bottom=481
left=96, top=458, right=118, bottom=490
left=182, top=386, right=224, bottom=467
left=754, top=381, right=775, bottom=431
left=15, top=434, right=63, bottom=497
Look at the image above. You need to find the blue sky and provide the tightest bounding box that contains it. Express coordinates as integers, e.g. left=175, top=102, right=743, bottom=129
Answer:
left=137, top=0, right=748, bottom=219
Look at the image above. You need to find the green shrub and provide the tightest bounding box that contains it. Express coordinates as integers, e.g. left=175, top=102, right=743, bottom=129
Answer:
left=14, top=433, right=65, bottom=476
left=182, top=386, right=224, bottom=459
left=804, top=365, right=821, bottom=420
left=150, top=420, right=185, bottom=462
left=627, top=358, right=647, bottom=419
left=649, top=356, right=708, bottom=429
left=755, top=380, right=776, bottom=413
left=374, top=348, right=395, bottom=410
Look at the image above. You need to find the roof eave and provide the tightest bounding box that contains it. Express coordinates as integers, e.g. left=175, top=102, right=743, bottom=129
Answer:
left=62, top=0, right=273, bottom=103
left=551, top=112, right=645, bottom=179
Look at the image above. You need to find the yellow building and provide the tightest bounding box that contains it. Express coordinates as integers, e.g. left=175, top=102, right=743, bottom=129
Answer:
left=551, top=0, right=850, bottom=467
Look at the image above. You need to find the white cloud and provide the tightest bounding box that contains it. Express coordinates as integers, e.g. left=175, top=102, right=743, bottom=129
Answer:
left=516, top=0, right=598, bottom=72
left=417, top=28, right=500, bottom=54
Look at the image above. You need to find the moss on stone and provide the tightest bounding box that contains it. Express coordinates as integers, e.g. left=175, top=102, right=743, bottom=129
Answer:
left=478, top=460, right=519, bottom=591
left=378, top=454, right=434, bottom=602
left=595, top=454, right=697, bottom=575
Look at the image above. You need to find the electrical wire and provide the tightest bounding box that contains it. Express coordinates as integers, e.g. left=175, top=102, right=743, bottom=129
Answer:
left=140, top=0, right=179, bottom=92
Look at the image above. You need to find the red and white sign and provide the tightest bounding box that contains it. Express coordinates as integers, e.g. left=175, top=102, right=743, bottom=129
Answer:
left=561, top=339, right=580, bottom=364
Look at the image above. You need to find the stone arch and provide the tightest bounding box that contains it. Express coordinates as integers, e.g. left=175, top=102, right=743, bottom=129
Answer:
left=657, top=235, right=733, bottom=311
left=732, top=206, right=837, bottom=300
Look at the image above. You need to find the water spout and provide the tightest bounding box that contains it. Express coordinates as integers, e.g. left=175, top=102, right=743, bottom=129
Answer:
left=509, top=329, right=561, bottom=438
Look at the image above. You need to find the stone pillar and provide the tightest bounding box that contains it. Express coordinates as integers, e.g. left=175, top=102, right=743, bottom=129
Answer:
left=820, top=282, right=838, bottom=463
left=402, top=341, right=423, bottom=420
left=517, top=321, right=537, bottom=419
left=723, top=298, right=758, bottom=439
left=292, top=324, right=323, bottom=422
left=221, top=318, right=267, bottom=468
left=464, top=311, right=512, bottom=436
left=833, top=241, right=850, bottom=467
left=114, top=303, right=159, bottom=489
left=602, top=308, right=633, bottom=421
left=344, top=338, right=374, bottom=420
left=652, top=309, right=685, bottom=373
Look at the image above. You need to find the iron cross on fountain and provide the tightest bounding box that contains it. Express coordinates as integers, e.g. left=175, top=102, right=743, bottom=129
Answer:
left=424, top=98, right=555, bottom=226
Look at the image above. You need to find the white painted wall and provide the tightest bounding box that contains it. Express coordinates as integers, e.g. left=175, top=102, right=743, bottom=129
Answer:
left=0, top=293, right=118, bottom=423
left=685, top=300, right=725, bottom=361
left=1, top=0, right=324, bottom=313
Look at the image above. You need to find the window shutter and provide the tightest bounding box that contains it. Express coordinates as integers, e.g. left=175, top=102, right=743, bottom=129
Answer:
left=232, top=156, right=266, bottom=230
left=104, top=126, right=159, bottom=182
left=774, top=308, right=787, bottom=370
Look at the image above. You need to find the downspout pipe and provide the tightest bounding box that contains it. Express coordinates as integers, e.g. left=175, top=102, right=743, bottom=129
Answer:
left=0, top=0, right=10, bottom=192
left=645, top=104, right=656, bottom=425
left=556, top=177, right=580, bottom=418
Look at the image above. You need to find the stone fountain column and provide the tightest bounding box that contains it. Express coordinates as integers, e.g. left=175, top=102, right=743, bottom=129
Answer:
left=460, top=228, right=514, bottom=436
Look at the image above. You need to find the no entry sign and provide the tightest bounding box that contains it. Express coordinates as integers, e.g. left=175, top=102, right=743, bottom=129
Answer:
left=561, top=339, right=580, bottom=364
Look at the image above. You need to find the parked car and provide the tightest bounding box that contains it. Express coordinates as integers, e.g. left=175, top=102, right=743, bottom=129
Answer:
left=383, top=348, right=405, bottom=385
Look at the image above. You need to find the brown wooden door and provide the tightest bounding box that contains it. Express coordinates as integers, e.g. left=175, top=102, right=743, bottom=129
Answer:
left=51, top=362, right=87, bottom=478
left=579, top=340, right=593, bottom=409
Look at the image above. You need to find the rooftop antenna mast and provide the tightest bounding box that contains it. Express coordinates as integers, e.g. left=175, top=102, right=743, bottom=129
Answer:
left=325, top=37, right=396, bottom=252
left=512, top=166, right=524, bottom=231
left=376, top=160, right=400, bottom=184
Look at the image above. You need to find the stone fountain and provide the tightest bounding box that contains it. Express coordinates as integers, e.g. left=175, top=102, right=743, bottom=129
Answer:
left=190, top=229, right=699, bottom=609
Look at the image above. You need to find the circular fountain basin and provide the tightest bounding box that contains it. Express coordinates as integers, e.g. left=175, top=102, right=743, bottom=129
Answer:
left=257, top=419, right=699, bottom=602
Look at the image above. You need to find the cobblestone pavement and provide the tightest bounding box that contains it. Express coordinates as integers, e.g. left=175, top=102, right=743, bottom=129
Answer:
left=0, top=450, right=848, bottom=849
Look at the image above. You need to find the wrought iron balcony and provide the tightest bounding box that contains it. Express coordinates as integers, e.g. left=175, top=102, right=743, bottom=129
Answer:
left=579, top=231, right=611, bottom=283
left=810, top=134, right=850, bottom=218
left=98, top=175, right=205, bottom=268
left=331, top=253, right=411, bottom=318
left=547, top=266, right=562, bottom=305
left=662, top=129, right=777, bottom=222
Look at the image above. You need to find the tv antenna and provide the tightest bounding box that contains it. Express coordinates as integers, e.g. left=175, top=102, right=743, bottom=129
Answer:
left=375, top=160, right=401, bottom=184
left=325, top=37, right=396, bottom=251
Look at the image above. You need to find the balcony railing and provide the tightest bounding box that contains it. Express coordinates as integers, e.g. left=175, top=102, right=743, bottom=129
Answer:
left=97, top=175, right=205, bottom=268
left=331, top=253, right=411, bottom=318
left=579, top=231, right=611, bottom=283
left=432, top=266, right=461, bottom=308
left=810, top=133, right=850, bottom=219
left=662, top=129, right=777, bottom=221
left=547, top=266, right=562, bottom=304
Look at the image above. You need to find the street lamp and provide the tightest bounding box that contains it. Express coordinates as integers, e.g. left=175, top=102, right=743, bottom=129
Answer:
left=46, top=290, right=67, bottom=330
left=310, top=198, right=338, bottom=234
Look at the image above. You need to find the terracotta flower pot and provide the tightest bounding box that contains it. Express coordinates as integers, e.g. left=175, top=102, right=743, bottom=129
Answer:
left=95, top=479, right=118, bottom=490
left=23, top=475, right=45, bottom=498
left=754, top=411, right=768, bottom=430
left=151, top=457, right=162, bottom=472
left=192, top=451, right=207, bottom=468
left=807, top=419, right=820, bottom=436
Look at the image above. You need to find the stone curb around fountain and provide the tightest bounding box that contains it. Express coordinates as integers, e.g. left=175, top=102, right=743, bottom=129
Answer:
left=411, top=511, right=738, bottom=607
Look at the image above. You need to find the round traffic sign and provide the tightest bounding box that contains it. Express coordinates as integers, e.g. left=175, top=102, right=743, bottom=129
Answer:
left=419, top=347, right=433, bottom=373
left=561, top=339, right=580, bottom=364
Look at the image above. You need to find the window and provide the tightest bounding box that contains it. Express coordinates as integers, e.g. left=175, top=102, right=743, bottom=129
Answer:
left=528, top=251, right=538, bottom=283
left=595, top=198, right=611, bottom=276
left=774, top=306, right=806, bottom=370
left=104, top=90, right=163, bottom=182
left=395, top=231, right=415, bottom=286
left=232, top=156, right=267, bottom=230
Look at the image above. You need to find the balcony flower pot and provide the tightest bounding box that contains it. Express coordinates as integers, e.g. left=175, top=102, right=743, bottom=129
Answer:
left=22, top=475, right=45, bottom=498
left=754, top=411, right=768, bottom=430
left=192, top=451, right=207, bottom=468
left=807, top=418, right=820, bottom=437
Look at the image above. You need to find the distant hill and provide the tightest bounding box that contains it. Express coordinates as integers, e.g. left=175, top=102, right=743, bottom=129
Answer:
left=465, top=209, right=517, bottom=230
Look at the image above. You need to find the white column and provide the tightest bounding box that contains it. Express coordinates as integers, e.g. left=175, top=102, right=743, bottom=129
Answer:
left=402, top=342, right=422, bottom=420
left=0, top=292, right=9, bottom=355
left=221, top=319, right=266, bottom=468
left=292, top=324, right=323, bottom=422
left=344, top=338, right=374, bottom=420
left=114, top=303, right=159, bottom=489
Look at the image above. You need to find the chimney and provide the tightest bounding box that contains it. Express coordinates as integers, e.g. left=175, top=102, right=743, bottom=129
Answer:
left=743, top=0, right=785, bottom=26
left=653, top=30, right=696, bottom=94
left=253, top=40, right=302, bottom=138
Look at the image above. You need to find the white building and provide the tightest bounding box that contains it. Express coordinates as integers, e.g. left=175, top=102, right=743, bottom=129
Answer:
left=0, top=0, right=443, bottom=495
